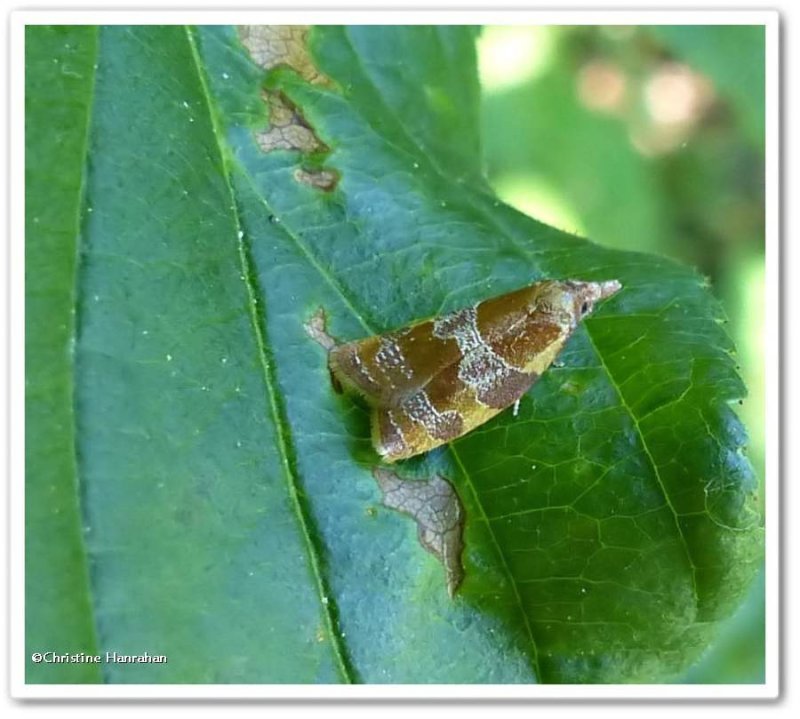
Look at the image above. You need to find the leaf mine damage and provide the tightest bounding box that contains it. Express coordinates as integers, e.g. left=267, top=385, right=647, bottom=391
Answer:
left=294, top=167, right=339, bottom=192
left=255, top=90, right=326, bottom=153
left=372, top=468, right=465, bottom=598
left=238, top=25, right=338, bottom=191
left=237, top=25, right=329, bottom=85
left=304, top=307, right=337, bottom=351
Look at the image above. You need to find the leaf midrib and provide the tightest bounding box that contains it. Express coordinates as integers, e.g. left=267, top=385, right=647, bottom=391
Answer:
left=582, top=325, right=701, bottom=606
left=185, top=26, right=354, bottom=683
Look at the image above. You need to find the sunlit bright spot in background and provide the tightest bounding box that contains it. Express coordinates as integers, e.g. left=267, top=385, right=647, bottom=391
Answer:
left=478, top=26, right=557, bottom=92
left=645, top=62, right=714, bottom=125
left=577, top=60, right=628, bottom=114
left=631, top=62, right=715, bottom=156
left=492, top=173, right=587, bottom=236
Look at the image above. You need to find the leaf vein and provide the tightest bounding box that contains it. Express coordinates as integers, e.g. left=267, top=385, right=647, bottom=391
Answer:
left=583, top=325, right=701, bottom=610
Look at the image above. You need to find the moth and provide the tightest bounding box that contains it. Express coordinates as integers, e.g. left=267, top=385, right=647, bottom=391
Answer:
left=307, top=279, right=621, bottom=463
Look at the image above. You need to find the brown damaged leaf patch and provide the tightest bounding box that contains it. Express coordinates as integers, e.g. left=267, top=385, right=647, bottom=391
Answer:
left=237, top=25, right=328, bottom=84
left=304, top=307, right=337, bottom=351
left=372, top=468, right=465, bottom=598
left=294, top=167, right=339, bottom=192
left=238, top=25, right=331, bottom=156
left=254, top=90, right=326, bottom=154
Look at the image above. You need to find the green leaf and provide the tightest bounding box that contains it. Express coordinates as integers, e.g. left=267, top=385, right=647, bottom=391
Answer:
left=25, top=24, right=763, bottom=684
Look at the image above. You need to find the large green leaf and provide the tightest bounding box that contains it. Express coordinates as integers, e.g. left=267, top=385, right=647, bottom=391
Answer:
left=25, top=24, right=763, bottom=684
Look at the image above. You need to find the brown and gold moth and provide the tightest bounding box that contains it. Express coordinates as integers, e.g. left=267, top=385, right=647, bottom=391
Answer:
left=309, top=279, right=621, bottom=462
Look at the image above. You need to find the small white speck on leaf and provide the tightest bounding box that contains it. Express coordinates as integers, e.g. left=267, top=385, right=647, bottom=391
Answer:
left=141, top=329, right=149, bottom=336
left=221, top=357, right=228, bottom=365
left=166, top=354, right=173, bottom=361
left=182, top=100, right=190, bottom=108
left=237, top=230, right=244, bottom=240
left=412, top=161, right=420, bottom=169
left=222, top=72, right=230, bottom=79
left=321, top=596, right=329, bottom=605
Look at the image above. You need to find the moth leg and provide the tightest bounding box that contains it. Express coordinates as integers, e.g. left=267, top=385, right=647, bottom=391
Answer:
left=303, top=307, right=343, bottom=393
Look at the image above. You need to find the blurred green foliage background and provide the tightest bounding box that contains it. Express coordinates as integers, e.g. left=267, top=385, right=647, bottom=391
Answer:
left=478, top=24, right=766, bottom=684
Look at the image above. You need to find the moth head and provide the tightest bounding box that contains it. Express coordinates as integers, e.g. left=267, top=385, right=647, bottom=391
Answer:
left=534, top=279, right=622, bottom=329
left=569, top=279, right=622, bottom=323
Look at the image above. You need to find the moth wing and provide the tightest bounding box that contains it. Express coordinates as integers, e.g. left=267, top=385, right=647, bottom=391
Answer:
left=329, top=317, right=463, bottom=408
left=370, top=351, right=538, bottom=461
